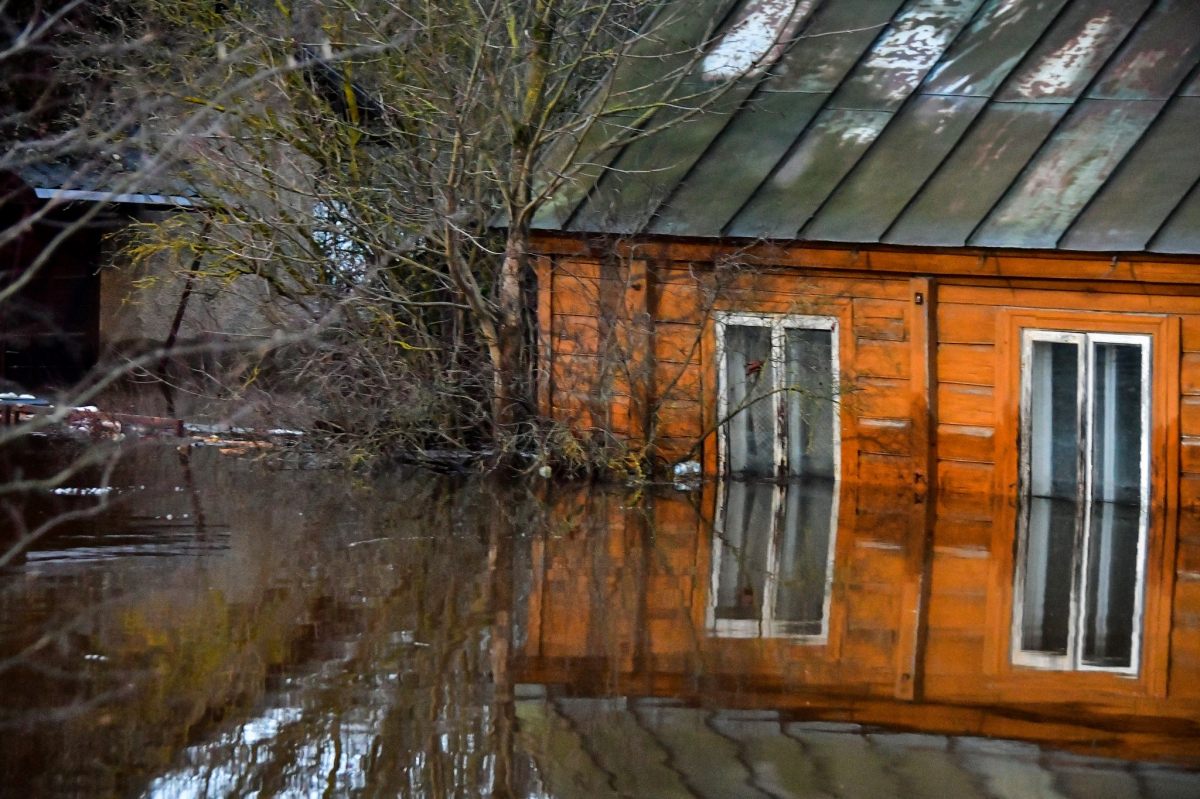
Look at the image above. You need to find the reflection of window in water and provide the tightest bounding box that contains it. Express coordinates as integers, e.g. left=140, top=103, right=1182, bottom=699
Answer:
left=709, top=479, right=838, bottom=639
left=712, top=313, right=840, bottom=640
left=1013, top=331, right=1150, bottom=674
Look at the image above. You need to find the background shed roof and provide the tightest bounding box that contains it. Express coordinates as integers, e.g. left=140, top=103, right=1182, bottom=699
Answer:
left=534, top=0, right=1200, bottom=254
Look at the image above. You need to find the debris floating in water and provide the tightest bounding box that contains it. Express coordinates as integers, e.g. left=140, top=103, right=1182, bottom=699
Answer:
left=52, top=487, right=114, bottom=496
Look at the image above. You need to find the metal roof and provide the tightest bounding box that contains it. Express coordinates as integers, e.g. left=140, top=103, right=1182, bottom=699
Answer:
left=534, top=0, right=1200, bottom=254
left=5, top=158, right=197, bottom=207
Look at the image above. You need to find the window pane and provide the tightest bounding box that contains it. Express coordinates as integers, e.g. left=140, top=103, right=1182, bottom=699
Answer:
left=784, top=329, right=836, bottom=479
left=773, top=478, right=836, bottom=635
left=714, top=481, right=774, bottom=621
left=1028, top=341, right=1080, bottom=499
left=1090, top=342, right=1144, bottom=505
left=1020, top=496, right=1078, bottom=656
left=725, top=325, right=775, bottom=477
left=1081, top=499, right=1140, bottom=668
left=1083, top=341, right=1145, bottom=669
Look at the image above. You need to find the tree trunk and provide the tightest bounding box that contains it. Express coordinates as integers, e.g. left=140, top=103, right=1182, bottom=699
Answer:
left=492, top=225, right=531, bottom=442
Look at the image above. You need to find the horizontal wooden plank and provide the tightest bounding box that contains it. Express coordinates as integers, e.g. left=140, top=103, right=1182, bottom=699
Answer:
left=938, top=384, right=994, bottom=427
left=551, top=282, right=602, bottom=316
left=933, top=514, right=994, bottom=549
left=937, top=344, right=994, bottom=386
left=928, top=591, right=987, bottom=631
left=1185, top=438, right=1200, bottom=475
left=931, top=552, right=990, bottom=594
left=854, top=315, right=907, bottom=341
left=853, top=297, right=910, bottom=320
left=1183, top=475, right=1200, bottom=511
left=1177, top=538, right=1200, bottom=578
left=850, top=545, right=906, bottom=585
left=654, top=400, right=703, bottom=440
left=858, top=452, right=912, bottom=488
left=654, top=322, right=702, bottom=364
left=855, top=510, right=911, bottom=546
left=657, top=280, right=709, bottom=324
left=937, top=424, right=994, bottom=463
left=938, top=461, right=994, bottom=496
left=938, top=304, right=997, bottom=344
left=653, top=435, right=703, bottom=463
left=1183, top=397, right=1200, bottom=438
left=924, top=630, right=985, bottom=676
left=551, top=314, right=603, bottom=356
left=939, top=283, right=1200, bottom=312
left=1185, top=354, right=1200, bottom=396
left=655, top=361, right=700, bottom=402
left=849, top=377, right=911, bottom=419
left=1184, top=315, right=1200, bottom=352
left=857, top=417, right=913, bottom=456
left=855, top=338, right=910, bottom=380
left=846, top=589, right=900, bottom=631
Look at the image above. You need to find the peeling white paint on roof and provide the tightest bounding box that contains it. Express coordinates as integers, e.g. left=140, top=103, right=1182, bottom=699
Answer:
left=922, top=0, right=1042, bottom=95
left=703, top=0, right=817, bottom=81
left=1011, top=13, right=1115, bottom=98
left=844, top=0, right=985, bottom=102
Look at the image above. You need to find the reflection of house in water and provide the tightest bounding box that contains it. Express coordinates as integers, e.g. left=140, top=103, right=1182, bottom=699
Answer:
left=517, top=486, right=1200, bottom=764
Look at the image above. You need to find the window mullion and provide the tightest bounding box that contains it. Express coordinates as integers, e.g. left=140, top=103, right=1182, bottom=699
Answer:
left=772, top=322, right=786, bottom=478
left=1072, top=335, right=1093, bottom=670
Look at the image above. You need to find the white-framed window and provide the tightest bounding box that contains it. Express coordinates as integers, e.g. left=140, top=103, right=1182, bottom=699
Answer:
left=708, top=313, right=841, bottom=641
left=1012, top=330, right=1152, bottom=675
left=715, top=312, right=840, bottom=480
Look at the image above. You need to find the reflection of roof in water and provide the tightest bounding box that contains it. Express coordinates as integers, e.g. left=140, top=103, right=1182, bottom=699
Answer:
left=517, top=695, right=1200, bottom=799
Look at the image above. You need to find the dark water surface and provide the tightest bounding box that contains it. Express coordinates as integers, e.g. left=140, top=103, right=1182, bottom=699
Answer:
left=2, top=447, right=1200, bottom=798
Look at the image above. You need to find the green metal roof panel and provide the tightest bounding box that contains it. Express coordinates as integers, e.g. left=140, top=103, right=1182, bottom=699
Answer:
left=647, top=91, right=828, bottom=237
left=1151, top=184, right=1200, bottom=254
left=884, top=102, right=1068, bottom=246
left=919, top=0, right=1071, bottom=97
left=530, top=0, right=743, bottom=231
left=536, top=0, right=1200, bottom=254
left=648, top=0, right=909, bottom=237
left=970, top=98, right=1165, bottom=248
left=1087, top=0, right=1200, bottom=100
left=992, top=0, right=1153, bottom=103
left=826, top=0, right=985, bottom=111
left=802, top=95, right=987, bottom=242
left=1061, top=97, right=1200, bottom=251
left=725, top=108, right=892, bottom=238
left=568, top=0, right=826, bottom=234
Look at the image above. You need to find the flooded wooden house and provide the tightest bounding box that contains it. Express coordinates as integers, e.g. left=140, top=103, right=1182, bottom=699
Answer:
left=528, top=0, right=1200, bottom=747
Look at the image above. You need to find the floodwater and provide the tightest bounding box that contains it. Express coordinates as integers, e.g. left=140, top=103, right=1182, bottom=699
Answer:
left=2, top=445, right=1200, bottom=798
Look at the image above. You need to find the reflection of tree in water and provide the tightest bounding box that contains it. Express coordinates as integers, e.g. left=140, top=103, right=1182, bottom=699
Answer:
left=0, top=453, right=543, bottom=798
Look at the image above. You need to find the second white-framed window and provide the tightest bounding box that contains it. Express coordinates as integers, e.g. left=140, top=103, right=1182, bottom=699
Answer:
left=1012, top=329, right=1152, bottom=675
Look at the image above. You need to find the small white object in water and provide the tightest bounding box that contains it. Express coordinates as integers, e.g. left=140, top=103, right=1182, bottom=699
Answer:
left=673, top=461, right=701, bottom=477
left=165, top=514, right=173, bottom=521
left=538, top=465, right=552, bottom=478
left=52, top=486, right=113, bottom=496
